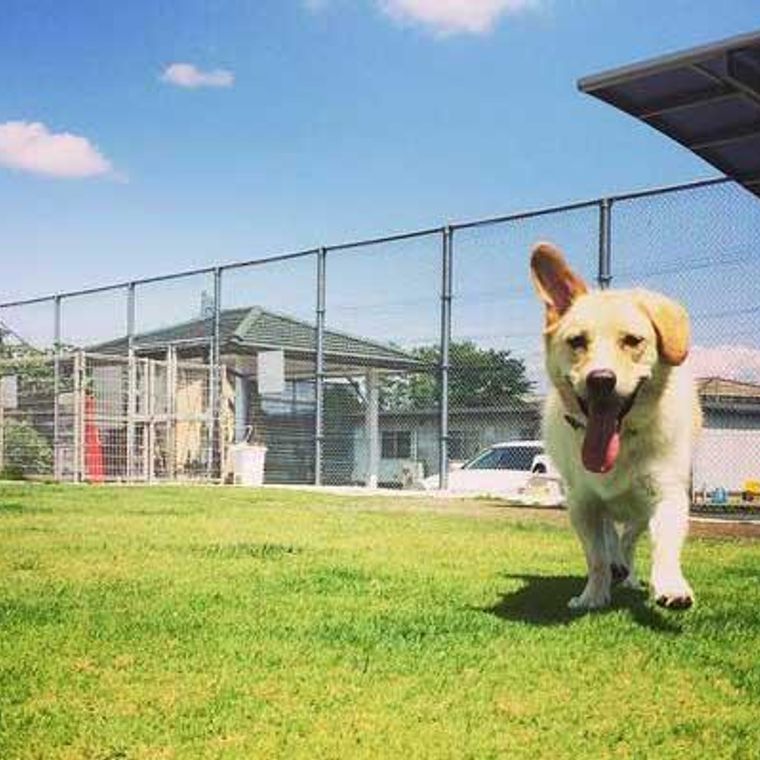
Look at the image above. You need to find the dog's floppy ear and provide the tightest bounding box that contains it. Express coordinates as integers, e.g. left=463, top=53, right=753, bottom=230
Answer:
left=530, top=242, right=588, bottom=329
left=635, top=289, right=690, bottom=366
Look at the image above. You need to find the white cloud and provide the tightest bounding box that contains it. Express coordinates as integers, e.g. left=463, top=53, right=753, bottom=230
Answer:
left=161, top=63, right=234, bottom=89
left=690, top=344, right=760, bottom=384
left=378, top=0, right=540, bottom=35
left=0, top=121, right=114, bottom=179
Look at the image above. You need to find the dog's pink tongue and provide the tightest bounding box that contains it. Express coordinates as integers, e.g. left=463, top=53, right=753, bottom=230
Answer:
left=582, top=403, right=620, bottom=474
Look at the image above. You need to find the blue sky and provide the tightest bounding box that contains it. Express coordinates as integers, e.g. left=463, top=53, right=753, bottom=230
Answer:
left=0, top=0, right=758, bottom=306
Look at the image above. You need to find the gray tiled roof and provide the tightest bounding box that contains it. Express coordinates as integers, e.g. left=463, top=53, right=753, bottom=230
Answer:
left=91, top=306, right=421, bottom=370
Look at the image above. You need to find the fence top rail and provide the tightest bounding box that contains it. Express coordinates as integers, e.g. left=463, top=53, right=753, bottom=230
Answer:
left=325, top=226, right=444, bottom=253
left=0, top=175, right=737, bottom=309
left=449, top=198, right=602, bottom=232
left=449, top=176, right=731, bottom=231
left=607, top=175, right=732, bottom=204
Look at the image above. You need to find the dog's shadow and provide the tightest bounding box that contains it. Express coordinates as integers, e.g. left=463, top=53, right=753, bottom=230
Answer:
left=483, top=574, right=683, bottom=633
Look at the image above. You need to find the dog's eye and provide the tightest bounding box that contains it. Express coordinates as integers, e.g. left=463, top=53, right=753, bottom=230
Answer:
left=567, top=334, right=588, bottom=351
left=622, top=334, right=644, bottom=349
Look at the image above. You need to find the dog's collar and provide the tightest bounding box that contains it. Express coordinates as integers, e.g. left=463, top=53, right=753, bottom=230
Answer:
left=564, top=414, right=585, bottom=431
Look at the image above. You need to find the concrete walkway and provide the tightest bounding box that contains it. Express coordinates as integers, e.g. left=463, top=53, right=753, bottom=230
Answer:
left=262, top=484, right=760, bottom=538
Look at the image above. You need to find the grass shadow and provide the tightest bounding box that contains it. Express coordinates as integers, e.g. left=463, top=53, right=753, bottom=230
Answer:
left=0, top=502, right=53, bottom=514
left=127, top=509, right=188, bottom=517
left=483, top=574, right=683, bottom=633
left=194, top=542, right=302, bottom=560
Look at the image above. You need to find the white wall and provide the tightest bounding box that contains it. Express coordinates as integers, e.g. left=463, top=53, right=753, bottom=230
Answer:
left=694, top=427, right=760, bottom=492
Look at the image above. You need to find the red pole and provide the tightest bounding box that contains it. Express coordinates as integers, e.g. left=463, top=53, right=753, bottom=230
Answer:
left=84, top=393, right=104, bottom=483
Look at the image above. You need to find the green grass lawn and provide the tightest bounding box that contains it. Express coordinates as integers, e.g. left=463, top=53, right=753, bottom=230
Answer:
left=1, top=484, right=758, bottom=759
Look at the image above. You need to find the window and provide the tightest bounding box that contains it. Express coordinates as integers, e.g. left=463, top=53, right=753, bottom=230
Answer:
left=498, top=446, right=543, bottom=471
left=464, top=448, right=504, bottom=470
left=464, top=445, right=543, bottom=471
left=382, top=431, right=413, bottom=459
left=260, top=379, right=316, bottom=416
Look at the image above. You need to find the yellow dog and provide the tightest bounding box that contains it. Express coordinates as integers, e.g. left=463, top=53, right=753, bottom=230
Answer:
left=531, top=242, right=701, bottom=611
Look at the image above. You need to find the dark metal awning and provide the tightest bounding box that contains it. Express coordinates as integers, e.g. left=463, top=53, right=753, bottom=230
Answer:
left=578, top=30, right=760, bottom=198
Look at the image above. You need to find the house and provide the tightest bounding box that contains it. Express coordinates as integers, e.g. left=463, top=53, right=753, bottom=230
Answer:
left=92, top=305, right=423, bottom=484
left=695, top=377, right=760, bottom=492
left=350, top=401, right=542, bottom=487
left=350, top=378, right=760, bottom=492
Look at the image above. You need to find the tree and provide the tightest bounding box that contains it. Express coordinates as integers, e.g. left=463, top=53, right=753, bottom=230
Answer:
left=381, top=341, right=533, bottom=411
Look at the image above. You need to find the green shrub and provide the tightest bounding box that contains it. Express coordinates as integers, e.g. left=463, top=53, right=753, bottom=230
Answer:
left=0, top=463, right=26, bottom=480
left=1, top=420, right=53, bottom=477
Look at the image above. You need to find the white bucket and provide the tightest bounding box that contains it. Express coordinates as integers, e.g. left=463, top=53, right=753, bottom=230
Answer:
left=231, top=444, right=267, bottom=486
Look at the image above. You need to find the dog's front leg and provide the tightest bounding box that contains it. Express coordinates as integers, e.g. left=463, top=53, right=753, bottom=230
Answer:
left=568, top=504, right=611, bottom=610
left=618, top=518, right=648, bottom=589
left=649, top=491, right=694, bottom=609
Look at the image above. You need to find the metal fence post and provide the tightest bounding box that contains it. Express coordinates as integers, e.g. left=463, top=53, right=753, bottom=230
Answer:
left=126, top=283, right=136, bottom=482
left=74, top=349, right=85, bottom=482
left=314, top=248, right=327, bottom=486
left=147, top=358, right=156, bottom=483
left=208, top=267, right=223, bottom=481
left=438, top=226, right=453, bottom=490
left=53, top=295, right=62, bottom=481
left=598, top=198, right=613, bottom=289
left=166, top=346, right=176, bottom=482
left=140, top=358, right=149, bottom=480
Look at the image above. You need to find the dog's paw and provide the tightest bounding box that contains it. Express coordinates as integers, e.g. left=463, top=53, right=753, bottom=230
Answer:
left=655, top=592, right=694, bottom=610
left=568, top=590, right=610, bottom=611
left=610, top=563, right=629, bottom=584
left=653, top=576, right=694, bottom=610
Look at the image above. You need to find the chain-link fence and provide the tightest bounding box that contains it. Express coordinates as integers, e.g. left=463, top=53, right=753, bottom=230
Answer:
left=609, top=180, right=760, bottom=509
left=1, top=177, right=759, bottom=506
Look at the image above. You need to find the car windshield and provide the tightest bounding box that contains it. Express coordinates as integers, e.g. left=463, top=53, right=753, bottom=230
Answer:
left=464, top=445, right=543, bottom=471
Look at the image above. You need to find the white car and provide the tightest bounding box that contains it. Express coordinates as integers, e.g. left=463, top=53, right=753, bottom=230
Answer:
left=423, top=440, right=564, bottom=503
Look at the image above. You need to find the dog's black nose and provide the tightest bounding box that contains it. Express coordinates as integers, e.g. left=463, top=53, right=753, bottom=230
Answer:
left=586, top=369, right=617, bottom=398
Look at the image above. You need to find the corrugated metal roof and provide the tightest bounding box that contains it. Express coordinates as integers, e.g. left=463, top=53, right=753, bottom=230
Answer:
left=698, top=376, right=760, bottom=400
left=230, top=307, right=421, bottom=368
left=578, top=30, right=760, bottom=198
left=91, top=306, right=421, bottom=370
